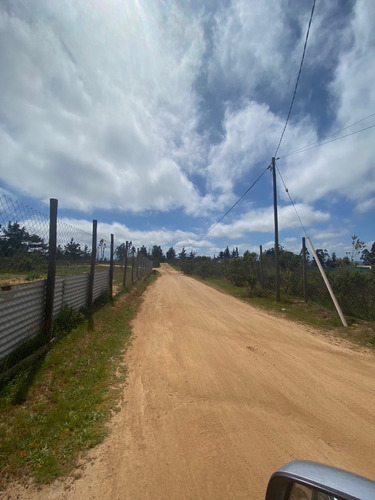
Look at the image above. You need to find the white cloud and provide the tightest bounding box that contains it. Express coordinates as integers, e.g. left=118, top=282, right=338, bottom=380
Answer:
left=206, top=99, right=318, bottom=197
left=0, top=0, right=373, bottom=257
left=356, top=197, right=375, bottom=214
left=0, top=1, right=207, bottom=213
left=209, top=203, right=330, bottom=239
left=207, top=0, right=305, bottom=100
left=58, top=216, right=197, bottom=252
left=280, top=0, right=375, bottom=209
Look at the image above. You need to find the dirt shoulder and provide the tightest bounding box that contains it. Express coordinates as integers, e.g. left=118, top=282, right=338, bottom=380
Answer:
left=4, top=264, right=375, bottom=500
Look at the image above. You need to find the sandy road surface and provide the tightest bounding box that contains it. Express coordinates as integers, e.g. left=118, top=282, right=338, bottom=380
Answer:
left=5, top=264, right=375, bottom=500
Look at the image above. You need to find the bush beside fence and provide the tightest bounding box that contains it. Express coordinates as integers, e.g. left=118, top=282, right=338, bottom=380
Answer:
left=177, top=251, right=375, bottom=322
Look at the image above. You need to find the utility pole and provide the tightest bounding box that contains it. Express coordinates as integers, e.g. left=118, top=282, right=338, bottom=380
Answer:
left=271, top=157, right=280, bottom=302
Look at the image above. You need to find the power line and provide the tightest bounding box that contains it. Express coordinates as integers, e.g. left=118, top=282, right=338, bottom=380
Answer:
left=200, top=164, right=270, bottom=241
left=273, top=119, right=375, bottom=244
left=274, top=0, right=316, bottom=158
left=275, top=163, right=308, bottom=237
left=279, top=112, right=375, bottom=158
left=279, top=124, right=375, bottom=159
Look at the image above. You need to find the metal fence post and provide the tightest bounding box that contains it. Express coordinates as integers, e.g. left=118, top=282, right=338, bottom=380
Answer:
left=88, top=220, right=97, bottom=311
left=44, top=198, right=58, bottom=341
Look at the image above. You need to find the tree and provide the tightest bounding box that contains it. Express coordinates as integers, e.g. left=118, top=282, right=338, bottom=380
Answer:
left=263, top=246, right=301, bottom=269
left=325, top=251, right=337, bottom=268
left=299, top=247, right=310, bottom=264
left=0, top=221, right=47, bottom=257
left=188, top=250, right=196, bottom=259
left=64, top=238, right=82, bottom=260
left=279, top=249, right=301, bottom=270
left=361, top=242, right=375, bottom=266
left=56, top=244, right=64, bottom=259
left=81, top=244, right=91, bottom=261
left=178, top=246, right=187, bottom=260
left=152, top=245, right=164, bottom=261
left=231, top=247, right=239, bottom=258
left=25, top=233, right=48, bottom=254
left=139, top=245, right=150, bottom=258
left=97, top=238, right=107, bottom=261
left=312, top=249, right=329, bottom=267
left=336, top=256, right=351, bottom=267
left=227, top=257, right=247, bottom=286
left=243, top=250, right=257, bottom=262
left=347, top=235, right=366, bottom=264
left=166, top=247, right=176, bottom=260
left=194, top=256, right=214, bottom=279
left=115, top=242, right=128, bottom=261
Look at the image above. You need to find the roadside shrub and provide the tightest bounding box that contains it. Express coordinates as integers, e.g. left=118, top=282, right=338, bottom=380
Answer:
left=330, top=270, right=375, bottom=320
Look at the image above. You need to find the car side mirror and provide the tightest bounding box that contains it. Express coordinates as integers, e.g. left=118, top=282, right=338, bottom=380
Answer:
left=265, top=461, right=375, bottom=500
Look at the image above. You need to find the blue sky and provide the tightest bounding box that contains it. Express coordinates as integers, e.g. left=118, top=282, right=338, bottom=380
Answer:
left=0, top=0, right=374, bottom=258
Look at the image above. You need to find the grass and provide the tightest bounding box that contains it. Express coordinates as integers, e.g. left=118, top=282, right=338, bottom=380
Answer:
left=0, top=263, right=120, bottom=286
left=0, top=270, right=159, bottom=488
left=194, top=276, right=375, bottom=349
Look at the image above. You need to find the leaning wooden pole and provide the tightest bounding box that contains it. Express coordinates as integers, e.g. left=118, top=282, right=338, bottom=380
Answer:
left=307, top=237, right=348, bottom=327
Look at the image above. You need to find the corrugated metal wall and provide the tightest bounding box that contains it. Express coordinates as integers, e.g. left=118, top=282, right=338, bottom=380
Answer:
left=0, top=270, right=109, bottom=362
left=56, top=273, right=90, bottom=313
left=0, top=281, right=46, bottom=359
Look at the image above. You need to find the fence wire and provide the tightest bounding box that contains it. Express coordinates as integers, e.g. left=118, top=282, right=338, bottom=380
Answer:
left=178, top=242, right=374, bottom=322
left=0, top=195, right=152, bottom=378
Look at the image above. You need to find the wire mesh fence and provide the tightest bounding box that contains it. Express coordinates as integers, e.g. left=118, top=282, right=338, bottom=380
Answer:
left=178, top=241, right=375, bottom=323
left=0, top=194, right=152, bottom=378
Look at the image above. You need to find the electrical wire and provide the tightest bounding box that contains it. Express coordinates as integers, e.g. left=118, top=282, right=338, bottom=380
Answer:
left=274, top=120, right=375, bottom=235
left=275, top=163, right=308, bottom=237
left=278, top=124, right=375, bottom=159
left=279, top=112, right=375, bottom=158
left=274, top=0, right=316, bottom=158
left=200, top=164, right=270, bottom=241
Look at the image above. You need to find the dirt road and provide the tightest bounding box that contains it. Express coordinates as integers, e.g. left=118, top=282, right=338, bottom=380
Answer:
left=6, top=265, right=375, bottom=499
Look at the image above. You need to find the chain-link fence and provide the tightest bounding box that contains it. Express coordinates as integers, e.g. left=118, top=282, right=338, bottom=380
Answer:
left=0, top=195, right=152, bottom=379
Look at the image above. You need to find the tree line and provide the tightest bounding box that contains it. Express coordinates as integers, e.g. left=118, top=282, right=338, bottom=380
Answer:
left=1, top=222, right=374, bottom=269
left=1, top=222, right=108, bottom=262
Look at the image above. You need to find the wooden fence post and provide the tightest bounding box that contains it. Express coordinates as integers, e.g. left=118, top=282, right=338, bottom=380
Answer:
left=88, top=220, right=97, bottom=311
left=123, top=241, right=128, bottom=288
left=44, top=198, right=58, bottom=341
left=109, top=234, right=114, bottom=299
left=259, top=245, right=264, bottom=288
left=136, top=248, right=140, bottom=279
left=131, top=247, right=135, bottom=283
left=302, top=237, right=307, bottom=302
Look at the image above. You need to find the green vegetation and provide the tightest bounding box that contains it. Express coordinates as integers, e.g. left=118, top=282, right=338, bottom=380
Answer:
left=175, top=244, right=375, bottom=323
left=192, top=275, right=375, bottom=348
left=0, top=271, right=159, bottom=487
